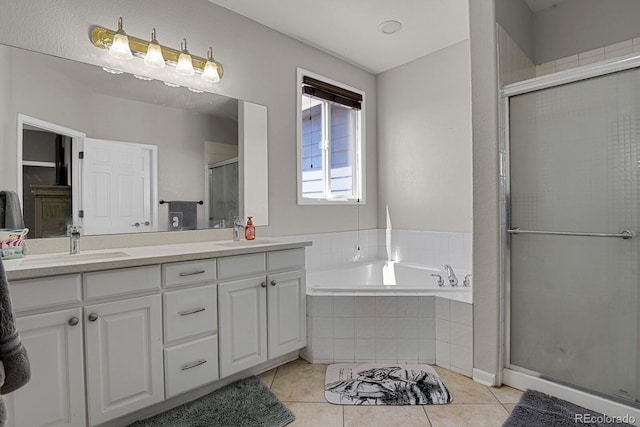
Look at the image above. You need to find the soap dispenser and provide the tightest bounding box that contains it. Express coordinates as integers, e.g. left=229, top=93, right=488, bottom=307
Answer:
left=244, top=216, right=255, bottom=240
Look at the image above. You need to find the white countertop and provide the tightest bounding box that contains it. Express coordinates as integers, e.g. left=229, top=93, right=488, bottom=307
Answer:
left=3, top=238, right=311, bottom=281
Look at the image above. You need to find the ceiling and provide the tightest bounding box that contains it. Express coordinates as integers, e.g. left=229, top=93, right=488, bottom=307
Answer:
left=208, top=0, right=469, bottom=75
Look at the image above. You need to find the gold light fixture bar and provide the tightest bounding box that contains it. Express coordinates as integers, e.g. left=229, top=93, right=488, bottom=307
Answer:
left=90, top=26, right=223, bottom=79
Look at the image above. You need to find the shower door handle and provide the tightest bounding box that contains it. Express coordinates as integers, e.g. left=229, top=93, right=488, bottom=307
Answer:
left=508, top=228, right=635, bottom=240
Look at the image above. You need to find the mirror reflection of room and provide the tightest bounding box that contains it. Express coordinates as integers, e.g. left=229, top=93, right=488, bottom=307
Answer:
left=21, top=128, right=72, bottom=238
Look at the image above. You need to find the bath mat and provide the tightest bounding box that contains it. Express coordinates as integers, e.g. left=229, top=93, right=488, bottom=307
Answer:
left=503, top=389, right=635, bottom=427
left=325, top=364, right=452, bottom=405
left=129, top=376, right=295, bottom=427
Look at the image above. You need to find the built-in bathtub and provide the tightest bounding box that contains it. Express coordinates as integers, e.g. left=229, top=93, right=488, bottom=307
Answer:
left=301, top=260, right=474, bottom=377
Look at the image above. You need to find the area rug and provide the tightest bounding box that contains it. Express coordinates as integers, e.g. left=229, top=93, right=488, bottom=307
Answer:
left=503, top=389, right=635, bottom=427
left=129, top=376, right=295, bottom=427
left=325, top=364, right=452, bottom=405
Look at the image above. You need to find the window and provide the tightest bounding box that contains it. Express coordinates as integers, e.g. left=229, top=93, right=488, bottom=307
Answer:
left=297, top=69, right=365, bottom=204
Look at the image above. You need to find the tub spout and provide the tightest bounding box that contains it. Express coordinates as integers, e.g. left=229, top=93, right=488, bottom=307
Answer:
left=444, top=264, right=458, bottom=287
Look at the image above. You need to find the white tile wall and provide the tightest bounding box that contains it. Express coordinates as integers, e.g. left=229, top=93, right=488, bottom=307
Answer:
left=278, top=228, right=472, bottom=273
left=302, top=295, right=473, bottom=375
left=434, top=298, right=473, bottom=376
left=535, top=38, right=640, bottom=77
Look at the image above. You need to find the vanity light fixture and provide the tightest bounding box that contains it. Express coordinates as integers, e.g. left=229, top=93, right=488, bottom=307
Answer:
left=175, top=39, right=195, bottom=76
left=144, top=28, right=165, bottom=68
left=201, top=47, right=221, bottom=82
left=91, top=18, right=224, bottom=81
left=109, top=17, right=133, bottom=60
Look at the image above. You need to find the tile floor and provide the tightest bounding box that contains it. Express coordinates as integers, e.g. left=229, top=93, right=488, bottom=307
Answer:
left=258, top=359, right=523, bottom=427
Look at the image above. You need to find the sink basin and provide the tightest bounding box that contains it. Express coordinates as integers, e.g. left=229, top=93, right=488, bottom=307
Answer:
left=19, top=251, right=130, bottom=266
left=215, top=239, right=280, bottom=247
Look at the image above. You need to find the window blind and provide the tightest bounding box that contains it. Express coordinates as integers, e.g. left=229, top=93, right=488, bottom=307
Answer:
left=302, top=76, right=362, bottom=110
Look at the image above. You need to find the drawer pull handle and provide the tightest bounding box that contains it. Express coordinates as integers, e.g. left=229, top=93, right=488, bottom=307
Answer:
left=270, top=280, right=277, bottom=286
left=260, top=281, right=267, bottom=288
left=179, top=307, right=206, bottom=316
left=181, top=359, right=207, bottom=371
left=88, top=313, right=98, bottom=322
left=179, top=270, right=206, bottom=277
left=68, top=317, right=79, bottom=326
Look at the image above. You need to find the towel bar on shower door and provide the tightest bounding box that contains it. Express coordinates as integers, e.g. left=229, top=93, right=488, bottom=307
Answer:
left=507, top=228, right=635, bottom=239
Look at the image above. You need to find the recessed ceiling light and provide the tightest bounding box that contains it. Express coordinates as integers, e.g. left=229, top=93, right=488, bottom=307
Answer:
left=188, top=87, right=204, bottom=93
left=379, top=20, right=402, bottom=35
left=163, top=81, right=180, bottom=88
left=133, top=74, right=153, bottom=81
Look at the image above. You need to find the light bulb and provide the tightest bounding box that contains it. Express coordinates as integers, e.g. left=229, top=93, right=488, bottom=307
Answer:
left=175, top=38, right=195, bottom=76
left=109, top=17, right=133, bottom=60
left=144, top=28, right=165, bottom=68
left=201, top=47, right=221, bottom=82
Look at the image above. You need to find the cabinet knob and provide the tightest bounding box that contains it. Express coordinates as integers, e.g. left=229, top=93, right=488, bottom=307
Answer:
left=260, top=281, right=267, bottom=288
left=88, top=313, right=99, bottom=322
left=270, top=280, right=277, bottom=286
left=68, top=317, right=79, bottom=326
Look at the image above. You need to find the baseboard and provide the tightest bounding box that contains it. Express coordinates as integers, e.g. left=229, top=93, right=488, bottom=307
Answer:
left=473, top=368, right=498, bottom=386
left=503, top=369, right=640, bottom=426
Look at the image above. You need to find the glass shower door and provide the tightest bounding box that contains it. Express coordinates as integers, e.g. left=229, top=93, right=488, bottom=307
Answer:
left=509, top=68, right=640, bottom=403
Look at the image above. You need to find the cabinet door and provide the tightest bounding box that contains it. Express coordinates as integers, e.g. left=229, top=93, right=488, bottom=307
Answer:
left=218, top=277, right=267, bottom=377
left=267, top=270, right=307, bottom=359
left=85, top=295, right=164, bottom=425
left=5, top=308, right=85, bottom=427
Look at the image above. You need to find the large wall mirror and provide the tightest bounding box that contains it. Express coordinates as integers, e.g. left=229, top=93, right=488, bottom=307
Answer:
left=0, top=43, right=268, bottom=238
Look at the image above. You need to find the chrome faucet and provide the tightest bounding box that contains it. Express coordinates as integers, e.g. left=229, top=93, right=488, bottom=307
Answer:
left=69, top=225, right=81, bottom=255
left=463, top=274, right=472, bottom=287
left=431, top=274, right=445, bottom=287
left=232, top=216, right=244, bottom=241
left=444, top=264, right=458, bottom=287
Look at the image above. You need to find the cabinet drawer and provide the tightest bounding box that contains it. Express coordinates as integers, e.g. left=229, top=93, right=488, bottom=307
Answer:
left=217, top=253, right=265, bottom=280
left=164, top=335, right=218, bottom=398
left=10, top=274, right=81, bottom=312
left=267, top=248, right=305, bottom=272
left=83, top=265, right=160, bottom=299
left=163, top=284, right=217, bottom=343
left=163, top=259, right=216, bottom=288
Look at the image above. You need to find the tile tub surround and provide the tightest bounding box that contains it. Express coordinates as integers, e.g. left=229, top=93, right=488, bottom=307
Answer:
left=278, top=229, right=472, bottom=273
left=301, top=295, right=473, bottom=376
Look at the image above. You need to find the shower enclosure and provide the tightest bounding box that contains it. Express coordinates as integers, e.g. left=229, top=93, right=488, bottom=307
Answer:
left=208, top=158, right=239, bottom=229
left=505, top=61, right=640, bottom=407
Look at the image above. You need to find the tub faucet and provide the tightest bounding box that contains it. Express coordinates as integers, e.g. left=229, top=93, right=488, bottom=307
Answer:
left=69, top=226, right=81, bottom=255
left=232, top=216, right=243, bottom=241
left=431, top=274, right=445, bottom=287
left=444, top=264, right=458, bottom=287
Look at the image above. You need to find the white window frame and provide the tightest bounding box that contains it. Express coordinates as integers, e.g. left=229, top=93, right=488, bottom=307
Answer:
left=296, top=68, right=366, bottom=205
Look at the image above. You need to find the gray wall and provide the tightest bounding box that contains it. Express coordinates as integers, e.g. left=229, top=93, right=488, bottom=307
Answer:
left=377, top=40, right=472, bottom=233
left=534, top=0, right=640, bottom=64
left=0, top=0, right=378, bottom=237
left=469, top=0, right=502, bottom=383
left=495, top=0, right=533, bottom=61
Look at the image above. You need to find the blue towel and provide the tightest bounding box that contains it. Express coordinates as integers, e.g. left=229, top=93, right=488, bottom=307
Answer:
left=0, top=259, right=30, bottom=425
left=0, top=191, right=25, bottom=229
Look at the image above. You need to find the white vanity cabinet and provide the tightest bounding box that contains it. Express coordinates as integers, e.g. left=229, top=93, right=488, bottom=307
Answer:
left=3, top=241, right=309, bottom=426
left=85, top=295, right=164, bottom=426
left=5, top=275, right=85, bottom=427
left=218, top=249, right=306, bottom=377
left=5, top=308, right=86, bottom=427
left=162, top=259, right=219, bottom=399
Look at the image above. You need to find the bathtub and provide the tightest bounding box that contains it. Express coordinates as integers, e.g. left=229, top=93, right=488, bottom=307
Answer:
left=302, top=260, right=474, bottom=376
left=307, top=260, right=472, bottom=301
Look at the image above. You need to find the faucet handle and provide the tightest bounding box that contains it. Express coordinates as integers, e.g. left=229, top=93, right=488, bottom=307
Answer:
left=68, top=225, right=81, bottom=236
left=463, top=274, right=472, bottom=287
left=431, top=274, right=445, bottom=287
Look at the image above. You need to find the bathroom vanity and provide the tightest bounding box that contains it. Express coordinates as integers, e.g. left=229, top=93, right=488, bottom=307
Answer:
left=2, top=239, right=309, bottom=427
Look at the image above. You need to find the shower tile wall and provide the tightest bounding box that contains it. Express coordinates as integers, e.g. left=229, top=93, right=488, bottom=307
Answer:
left=278, top=230, right=472, bottom=272
left=536, top=38, right=640, bottom=77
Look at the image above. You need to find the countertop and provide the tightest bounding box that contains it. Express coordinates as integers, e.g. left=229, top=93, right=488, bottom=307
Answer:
left=3, top=238, right=311, bottom=281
